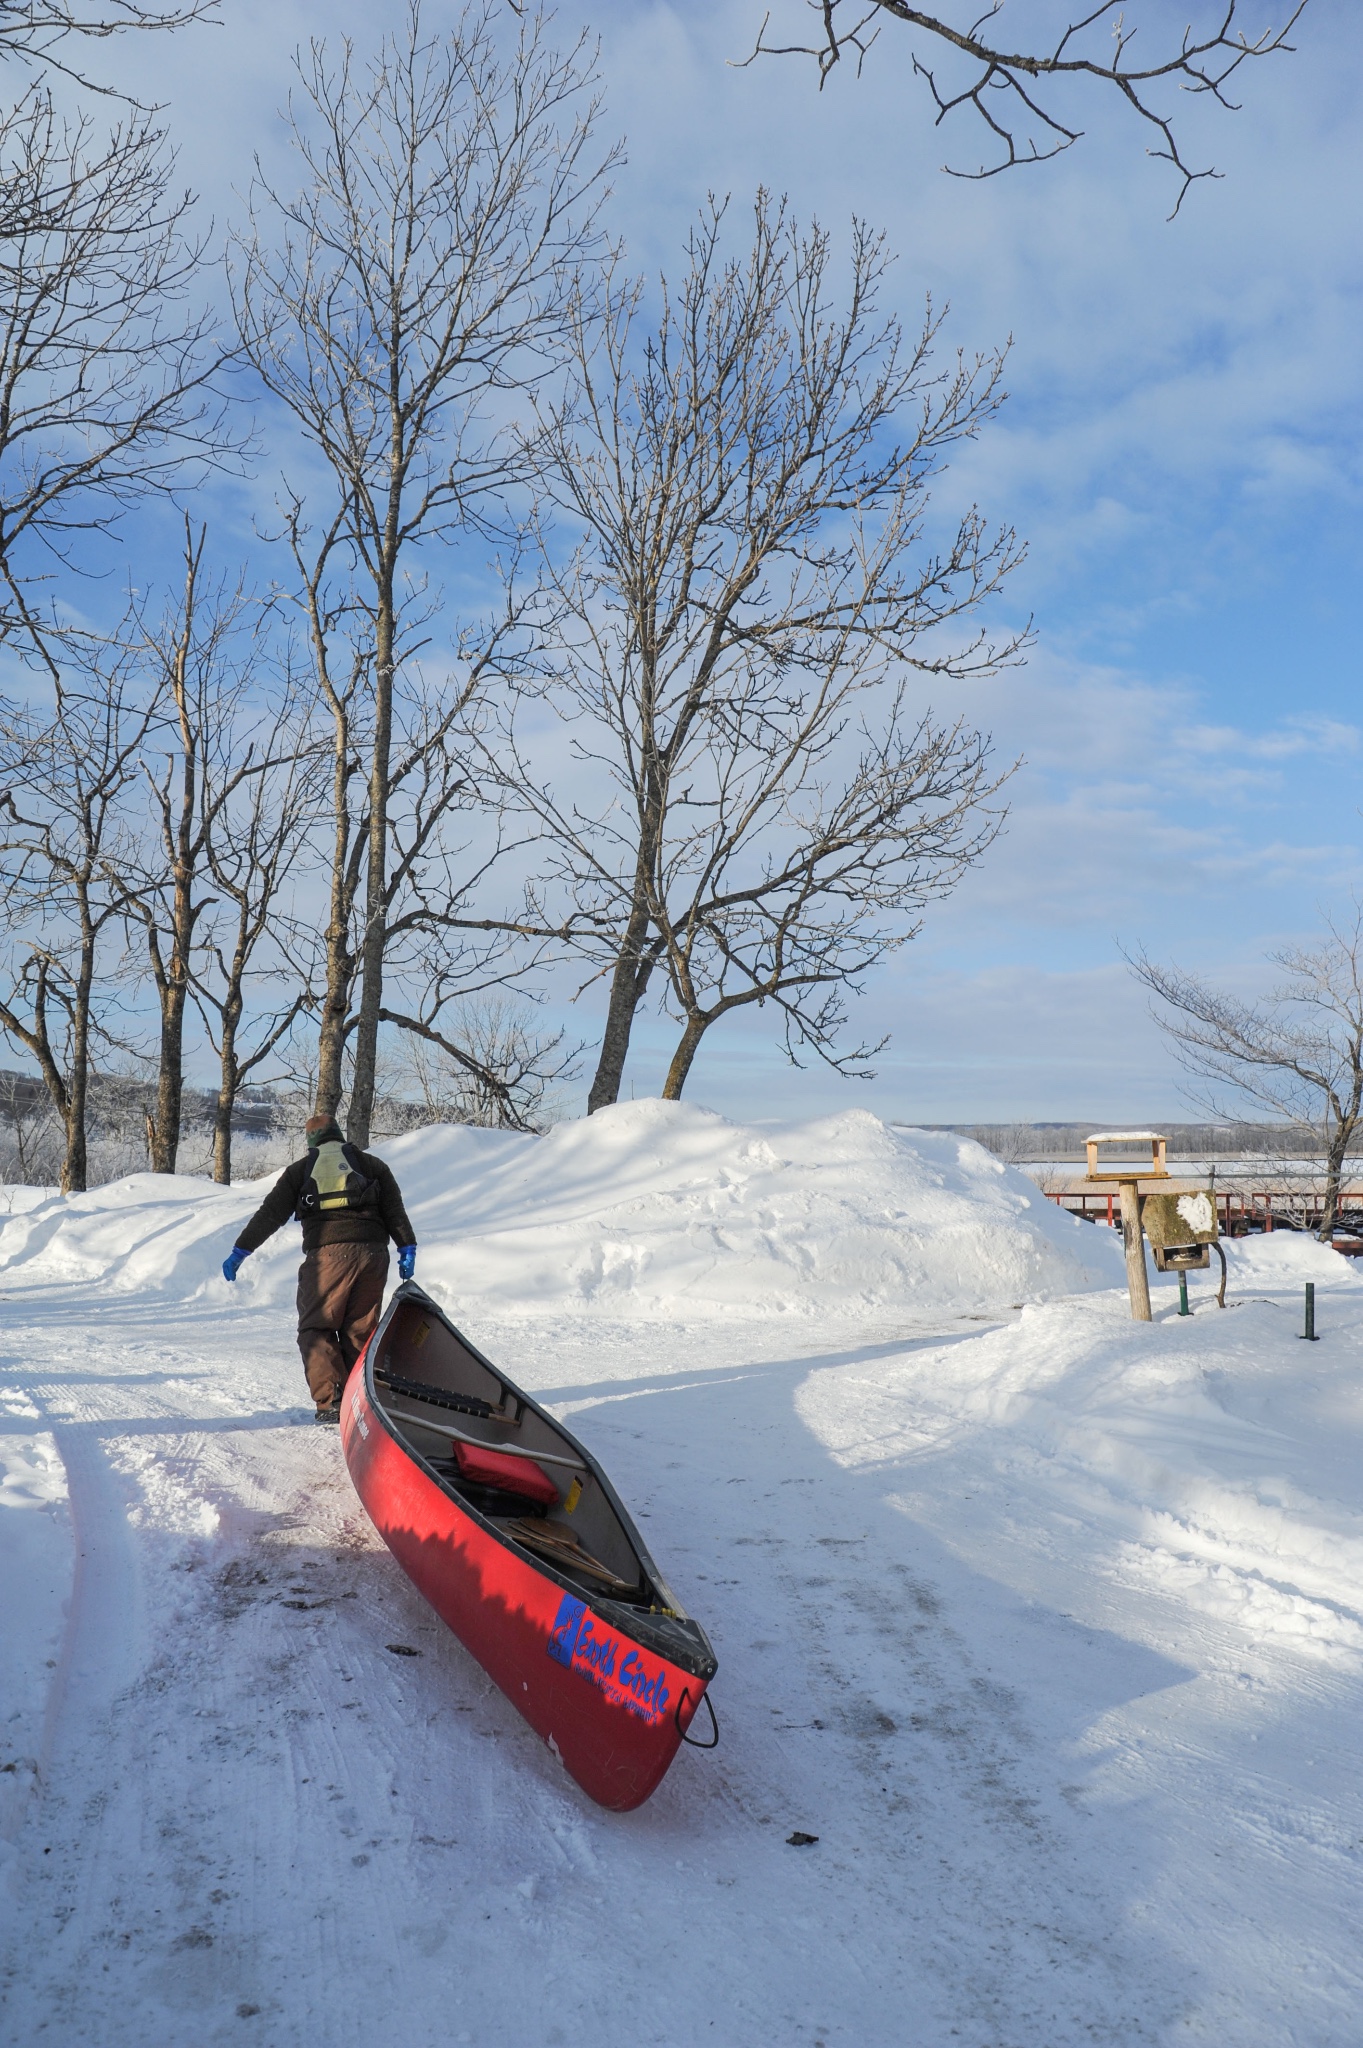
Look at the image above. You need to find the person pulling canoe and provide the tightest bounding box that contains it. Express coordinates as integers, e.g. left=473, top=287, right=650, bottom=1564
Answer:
left=221, top=1112, right=418, bottom=1423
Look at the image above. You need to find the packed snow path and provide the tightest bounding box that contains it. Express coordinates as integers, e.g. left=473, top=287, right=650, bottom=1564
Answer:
left=1, top=1107, right=1362, bottom=2044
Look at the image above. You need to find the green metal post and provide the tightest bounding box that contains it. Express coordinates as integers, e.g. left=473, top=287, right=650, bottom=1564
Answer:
left=1301, top=1280, right=1318, bottom=1342
left=1177, top=1270, right=1190, bottom=1317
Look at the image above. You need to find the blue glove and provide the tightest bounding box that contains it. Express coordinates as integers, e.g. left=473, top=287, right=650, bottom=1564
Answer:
left=222, top=1246, right=249, bottom=1283
left=397, top=1245, right=416, bottom=1282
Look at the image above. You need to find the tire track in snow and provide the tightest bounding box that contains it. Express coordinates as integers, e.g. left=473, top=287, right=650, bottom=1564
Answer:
left=0, top=1404, right=72, bottom=1858
left=0, top=1388, right=149, bottom=2038
left=0, top=1316, right=299, bottom=2040
left=38, top=1422, right=145, bottom=1782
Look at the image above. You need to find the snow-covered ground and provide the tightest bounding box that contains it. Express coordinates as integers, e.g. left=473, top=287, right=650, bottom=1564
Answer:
left=1, top=1103, right=1361, bottom=2045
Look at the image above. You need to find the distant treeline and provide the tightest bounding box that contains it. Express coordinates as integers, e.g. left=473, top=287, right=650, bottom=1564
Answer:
left=0, top=1069, right=445, bottom=1188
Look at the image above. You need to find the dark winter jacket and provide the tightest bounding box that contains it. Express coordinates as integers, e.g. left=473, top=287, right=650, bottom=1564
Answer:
left=234, top=1135, right=416, bottom=1257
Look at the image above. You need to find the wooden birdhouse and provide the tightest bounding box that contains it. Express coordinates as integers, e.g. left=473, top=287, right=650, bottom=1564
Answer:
left=1084, top=1131, right=1169, bottom=1182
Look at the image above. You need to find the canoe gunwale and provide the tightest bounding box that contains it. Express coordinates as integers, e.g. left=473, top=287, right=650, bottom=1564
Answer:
left=359, top=1280, right=718, bottom=1684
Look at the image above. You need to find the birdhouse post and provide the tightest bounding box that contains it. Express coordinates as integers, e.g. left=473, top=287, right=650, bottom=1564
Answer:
left=1084, top=1132, right=1172, bottom=1322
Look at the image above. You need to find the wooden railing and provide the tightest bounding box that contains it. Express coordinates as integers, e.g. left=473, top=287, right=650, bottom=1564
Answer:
left=1043, top=1188, right=1363, bottom=1238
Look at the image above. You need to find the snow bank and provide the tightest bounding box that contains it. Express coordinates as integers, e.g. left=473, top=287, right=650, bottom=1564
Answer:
left=799, top=1257, right=1363, bottom=1669
left=0, top=1100, right=1122, bottom=1318
left=1220, top=1228, right=1362, bottom=1290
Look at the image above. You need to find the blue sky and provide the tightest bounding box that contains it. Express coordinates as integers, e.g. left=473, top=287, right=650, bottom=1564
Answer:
left=68, top=0, right=1363, bottom=1123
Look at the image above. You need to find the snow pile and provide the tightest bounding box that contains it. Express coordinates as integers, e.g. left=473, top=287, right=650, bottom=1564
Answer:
left=798, top=1241, right=1363, bottom=1668
left=1212, top=1225, right=1354, bottom=1288
left=0, top=1100, right=1122, bottom=1318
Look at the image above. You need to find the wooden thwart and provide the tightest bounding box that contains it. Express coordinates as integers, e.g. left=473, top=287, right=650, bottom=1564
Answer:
left=500, top=1517, right=638, bottom=1594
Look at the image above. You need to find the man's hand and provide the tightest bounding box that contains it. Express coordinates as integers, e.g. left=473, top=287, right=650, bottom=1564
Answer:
left=222, top=1246, right=249, bottom=1283
left=397, top=1245, right=416, bottom=1282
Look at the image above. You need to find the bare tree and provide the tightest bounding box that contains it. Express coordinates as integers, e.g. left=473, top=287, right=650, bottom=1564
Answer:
left=120, top=523, right=319, bottom=1177
left=746, top=2, right=1309, bottom=213
left=0, top=87, right=232, bottom=655
left=118, top=527, right=252, bottom=1171
left=191, top=674, right=321, bottom=1185
left=231, top=0, right=614, bottom=1145
left=0, top=644, right=153, bottom=1191
left=280, top=519, right=557, bottom=1136
left=1131, top=909, right=1363, bottom=1239
left=369, top=634, right=578, bottom=1121
left=511, top=194, right=1023, bottom=1109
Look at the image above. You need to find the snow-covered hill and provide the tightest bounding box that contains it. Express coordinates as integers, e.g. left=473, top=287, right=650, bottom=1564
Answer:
left=0, top=1100, right=1123, bottom=1316
left=3, top=1105, right=1363, bottom=2044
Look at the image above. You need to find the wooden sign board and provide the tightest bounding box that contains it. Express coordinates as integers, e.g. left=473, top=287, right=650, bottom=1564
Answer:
left=1142, top=1189, right=1218, bottom=1249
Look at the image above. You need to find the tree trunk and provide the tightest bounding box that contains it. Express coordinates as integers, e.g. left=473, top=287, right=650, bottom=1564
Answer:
left=586, top=863, right=659, bottom=1113
left=61, top=943, right=94, bottom=1195
left=315, top=706, right=357, bottom=1122
left=587, top=953, right=653, bottom=1111
left=347, top=576, right=396, bottom=1148
left=212, top=1090, right=233, bottom=1183
left=61, top=1095, right=87, bottom=1193
left=148, top=550, right=202, bottom=1176
left=661, top=1015, right=707, bottom=1101
left=147, top=983, right=186, bottom=1173
left=315, top=940, right=350, bottom=1120
left=213, top=994, right=242, bottom=1185
left=2, top=967, right=73, bottom=1191
left=1320, top=1129, right=1349, bottom=1241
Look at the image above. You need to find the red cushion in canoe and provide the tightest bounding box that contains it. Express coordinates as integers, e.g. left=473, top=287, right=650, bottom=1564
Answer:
left=453, top=1439, right=559, bottom=1506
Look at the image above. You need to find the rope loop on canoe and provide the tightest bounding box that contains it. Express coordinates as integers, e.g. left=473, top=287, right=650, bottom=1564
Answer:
left=677, top=1687, right=719, bottom=1749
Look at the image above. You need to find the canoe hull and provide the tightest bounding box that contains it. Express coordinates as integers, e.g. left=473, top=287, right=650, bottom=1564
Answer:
left=341, top=1365, right=709, bottom=1811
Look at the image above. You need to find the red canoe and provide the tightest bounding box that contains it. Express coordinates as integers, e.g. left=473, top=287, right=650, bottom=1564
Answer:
left=341, top=1281, right=718, bottom=1811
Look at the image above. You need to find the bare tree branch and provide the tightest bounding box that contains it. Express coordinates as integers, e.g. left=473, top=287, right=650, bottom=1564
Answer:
left=189, top=660, right=326, bottom=1185
left=111, top=522, right=327, bottom=1179
left=740, top=2, right=1310, bottom=214
left=378, top=996, right=575, bottom=1132
left=0, top=87, right=237, bottom=660
left=0, top=0, right=217, bottom=99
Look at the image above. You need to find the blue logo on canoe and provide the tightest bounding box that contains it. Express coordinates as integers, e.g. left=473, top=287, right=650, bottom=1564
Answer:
left=545, top=1591, right=671, bottom=1724
left=547, top=1593, right=586, bottom=1666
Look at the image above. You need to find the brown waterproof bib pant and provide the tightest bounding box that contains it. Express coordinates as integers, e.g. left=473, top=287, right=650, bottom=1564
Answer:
left=296, top=1243, right=389, bottom=1406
